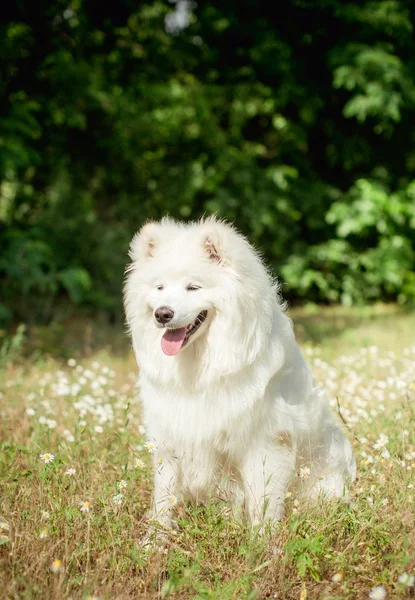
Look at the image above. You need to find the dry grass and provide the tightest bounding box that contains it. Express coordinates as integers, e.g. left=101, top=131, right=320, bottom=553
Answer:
left=1, top=306, right=415, bottom=599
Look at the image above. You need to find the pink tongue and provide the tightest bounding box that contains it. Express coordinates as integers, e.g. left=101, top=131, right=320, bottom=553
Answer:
left=161, top=327, right=187, bottom=356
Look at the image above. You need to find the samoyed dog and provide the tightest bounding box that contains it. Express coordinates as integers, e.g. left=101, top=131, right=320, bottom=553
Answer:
left=124, top=216, right=356, bottom=529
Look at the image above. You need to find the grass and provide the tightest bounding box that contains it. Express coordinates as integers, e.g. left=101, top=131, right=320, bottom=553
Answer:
left=1, top=305, right=415, bottom=599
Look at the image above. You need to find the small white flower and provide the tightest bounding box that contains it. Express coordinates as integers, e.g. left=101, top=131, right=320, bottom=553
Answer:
left=331, top=572, right=344, bottom=583
left=79, top=501, right=92, bottom=513
left=67, top=358, right=77, bottom=367
left=299, top=466, right=311, bottom=479
left=398, top=573, right=415, bottom=587
left=135, top=458, right=145, bottom=468
left=26, top=407, right=36, bottom=416
left=50, top=559, right=63, bottom=573
left=39, top=528, right=48, bottom=539
left=40, top=453, right=55, bottom=464
left=65, top=467, right=76, bottom=476
left=41, top=510, right=50, bottom=520
left=138, top=425, right=146, bottom=435
left=0, top=521, right=11, bottom=532
left=144, top=441, right=155, bottom=454
left=117, top=480, right=127, bottom=490
left=369, top=585, right=387, bottom=600
left=167, top=495, right=178, bottom=506
left=94, top=425, right=104, bottom=433
left=112, top=494, right=124, bottom=506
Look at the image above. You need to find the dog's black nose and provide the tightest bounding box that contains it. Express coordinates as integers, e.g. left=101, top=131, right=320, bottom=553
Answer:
left=155, top=306, right=174, bottom=324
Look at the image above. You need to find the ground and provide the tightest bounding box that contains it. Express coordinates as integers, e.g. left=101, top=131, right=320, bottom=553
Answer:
left=1, top=305, right=415, bottom=599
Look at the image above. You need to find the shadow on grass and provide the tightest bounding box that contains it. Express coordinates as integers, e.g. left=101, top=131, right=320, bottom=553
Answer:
left=290, top=303, right=415, bottom=348
left=4, top=303, right=415, bottom=361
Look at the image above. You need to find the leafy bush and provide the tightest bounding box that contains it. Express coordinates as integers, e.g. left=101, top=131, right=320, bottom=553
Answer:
left=1, top=0, right=414, bottom=323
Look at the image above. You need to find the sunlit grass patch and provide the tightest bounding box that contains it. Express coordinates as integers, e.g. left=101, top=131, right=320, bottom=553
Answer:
left=1, top=312, right=415, bottom=598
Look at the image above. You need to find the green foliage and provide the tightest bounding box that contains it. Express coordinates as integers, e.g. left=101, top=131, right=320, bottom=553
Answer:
left=1, top=0, right=415, bottom=323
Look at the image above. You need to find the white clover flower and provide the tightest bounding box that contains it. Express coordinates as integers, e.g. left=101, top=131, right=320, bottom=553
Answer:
left=40, top=453, right=55, bottom=464
left=369, top=585, right=387, bottom=600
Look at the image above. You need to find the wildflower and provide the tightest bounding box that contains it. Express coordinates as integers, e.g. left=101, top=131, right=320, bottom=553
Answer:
left=39, top=528, right=48, bottom=539
left=112, top=494, right=124, bottom=506
left=398, top=573, right=415, bottom=587
left=144, top=441, right=155, bottom=454
left=94, top=425, right=104, bottom=434
left=40, top=453, right=55, bottom=464
left=157, top=457, right=163, bottom=465
left=0, top=521, right=11, bottom=532
left=299, top=466, right=311, bottom=479
left=41, top=510, right=50, bottom=520
left=67, top=358, right=77, bottom=367
left=331, top=572, right=344, bottom=583
left=50, top=559, right=63, bottom=573
left=79, top=501, right=92, bottom=513
left=26, top=407, right=36, bottom=416
left=369, top=586, right=387, bottom=600
left=408, top=483, right=413, bottom=489
left=117, top=480, right=127, bottom=490
left=65, top=467, right=76, bottom=476
left=167, top=495, right=178, bottom=506
left=138, top=425, right=146, bottom=435
left=373, top=434, right=389, bottom=450
left=135, top=458, right=145, bottom=468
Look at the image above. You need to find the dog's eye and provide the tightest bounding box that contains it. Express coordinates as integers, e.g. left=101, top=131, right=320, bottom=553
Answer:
left=187, top=284, right=201, bottom=291
left=156, top=284, right=164, bottom=291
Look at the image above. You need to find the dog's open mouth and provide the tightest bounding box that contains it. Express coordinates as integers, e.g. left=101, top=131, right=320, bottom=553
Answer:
left=161, top=311, right=208, bottom=356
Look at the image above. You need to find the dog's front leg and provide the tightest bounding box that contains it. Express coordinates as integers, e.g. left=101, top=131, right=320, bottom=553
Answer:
left=242, top=444, right=295, bottom=527
left=150, top=451, right=180, bottom=530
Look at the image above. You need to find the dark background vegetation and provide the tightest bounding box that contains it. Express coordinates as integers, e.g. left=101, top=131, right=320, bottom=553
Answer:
left=1, top=0, right=415, bottom=325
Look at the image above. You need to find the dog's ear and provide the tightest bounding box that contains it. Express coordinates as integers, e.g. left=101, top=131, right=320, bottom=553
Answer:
left=203, top=234, right=221, bottom=262
left=129, top=221, right=160, bottom=260
left=201, top=222, right=231, bottom=265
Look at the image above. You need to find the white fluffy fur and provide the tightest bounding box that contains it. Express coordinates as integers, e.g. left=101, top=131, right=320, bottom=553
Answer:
left=124, top=216, right=356, bottom=528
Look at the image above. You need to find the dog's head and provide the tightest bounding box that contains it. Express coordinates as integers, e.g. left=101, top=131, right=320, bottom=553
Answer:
left=124, top=217, right=280, bottom=371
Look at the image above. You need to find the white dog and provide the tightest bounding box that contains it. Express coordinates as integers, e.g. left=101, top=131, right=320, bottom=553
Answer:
left=124, top=216, right=356, bottom=529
